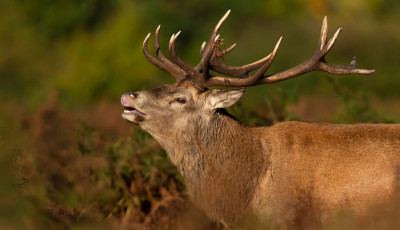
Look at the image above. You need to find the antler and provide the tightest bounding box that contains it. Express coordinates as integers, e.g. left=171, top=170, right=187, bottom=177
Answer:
left=142, top=26, right=187, bottom=80
left=143, top=11, right=375, bottom=89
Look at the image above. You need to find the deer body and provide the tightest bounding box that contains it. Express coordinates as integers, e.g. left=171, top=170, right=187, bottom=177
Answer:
left=251, top=122, right=400, bottom=227
left=121, top=11, right=399, bottom=228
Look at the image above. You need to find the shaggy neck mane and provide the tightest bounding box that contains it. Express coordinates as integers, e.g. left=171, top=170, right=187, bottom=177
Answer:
left=165, top=110, right=269, bottom=224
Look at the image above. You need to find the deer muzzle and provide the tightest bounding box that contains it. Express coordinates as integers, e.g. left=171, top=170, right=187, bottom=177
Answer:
left=121, top=93, right=147, bottom=123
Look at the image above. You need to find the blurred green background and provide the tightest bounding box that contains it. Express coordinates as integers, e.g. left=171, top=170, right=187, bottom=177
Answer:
left=1, top=0, right=400, bottom=229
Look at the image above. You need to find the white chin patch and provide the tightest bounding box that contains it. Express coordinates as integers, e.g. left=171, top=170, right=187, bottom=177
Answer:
left=121, top=113, right=137, bottom=123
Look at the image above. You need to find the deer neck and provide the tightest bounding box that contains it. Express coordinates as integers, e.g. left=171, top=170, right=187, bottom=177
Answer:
left=154, top=110, right=269, bottom=223
left=164, top=112, right=247, bottom=177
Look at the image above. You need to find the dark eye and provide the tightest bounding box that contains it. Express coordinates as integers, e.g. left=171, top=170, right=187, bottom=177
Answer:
left=176, top=98, right=186, bottom=104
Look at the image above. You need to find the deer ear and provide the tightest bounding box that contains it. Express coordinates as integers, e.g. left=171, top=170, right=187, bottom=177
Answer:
left=207, top=88, right=245, bottom=109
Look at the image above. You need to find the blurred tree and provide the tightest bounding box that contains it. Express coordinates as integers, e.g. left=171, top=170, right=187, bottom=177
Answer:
left=21, top=0, right=118, bottom=40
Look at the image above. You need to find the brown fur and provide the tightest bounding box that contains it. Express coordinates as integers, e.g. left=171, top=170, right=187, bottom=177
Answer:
left=252, top=122, right=400, bottom=228
left=121, top=81, right=400, bottom=228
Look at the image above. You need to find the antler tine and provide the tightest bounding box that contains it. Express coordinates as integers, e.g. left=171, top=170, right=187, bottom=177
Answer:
left=200, top=41, right=235, bottom=57
left=200, top=41, right=206, bottom=57
left=319, top=57, right=375, bottom=74
left=223, top=43, right=237, bottom=55
left=200, top=40, right=236, bottom=60
left=142, top=29, right=188, bottom=81
left=210, top=42, right=275, bottom=78
left=204, top=36, right=282, bottom=87
left=319, top=16, right=328, bottom=51
left=154, top=25, right=187, bottom=79
left=168, top=31, right=199, bottom=79
left=252, top=37, right=282, bottom=77
left=143, top=33, right=166, bottom=71
left=323, top=28, right=341, bottom=55
left=194, top=10, right=231, bottom=84
left=154, top=25, right=165, bottom=58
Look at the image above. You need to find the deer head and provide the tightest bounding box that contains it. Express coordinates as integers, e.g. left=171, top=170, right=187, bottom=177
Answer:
left=121, top=10, right=373, bottom=137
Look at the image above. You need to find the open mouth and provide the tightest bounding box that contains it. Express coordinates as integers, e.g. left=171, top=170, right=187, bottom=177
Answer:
left=121, top=106, right=147, bottom=123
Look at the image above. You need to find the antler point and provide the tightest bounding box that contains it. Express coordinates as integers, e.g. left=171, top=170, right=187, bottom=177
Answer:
left=201, top=41, right=206, bottom=49
left=274, top=37, right=283, bottom=53
left=334, top=28, right=342, bottom=37
left=144, top=33, right=151, bottom=43
left=169, top=34, right=175, bottom=44
left=215, top=34, right=220, bottom=42
left=359, top=69, right=376, bottom=74
left=350, top=57, right=357, bottom=66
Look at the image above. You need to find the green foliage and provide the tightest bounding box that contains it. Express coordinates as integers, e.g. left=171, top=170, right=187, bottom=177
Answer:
left=230, top=85, right=298, bottom=126
left=21, top=0, right=117, bottom=40
left=327, top=76, right=394, bottom=123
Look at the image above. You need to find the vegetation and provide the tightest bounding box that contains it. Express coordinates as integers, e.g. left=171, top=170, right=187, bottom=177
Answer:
left=1, top=0, right=399, bottom=229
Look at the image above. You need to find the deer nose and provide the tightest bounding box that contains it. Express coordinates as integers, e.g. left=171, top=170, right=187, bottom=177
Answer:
left=125, top=92, right=138, bottom=98
left=121, top=92, right=138, bottom=106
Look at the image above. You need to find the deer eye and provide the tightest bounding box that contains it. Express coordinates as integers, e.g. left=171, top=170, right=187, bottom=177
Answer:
left=176, top=98, right=186, bottom=104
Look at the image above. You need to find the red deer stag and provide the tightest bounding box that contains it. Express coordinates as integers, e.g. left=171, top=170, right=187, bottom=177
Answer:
left=121, top=10, right=400, bottom=229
